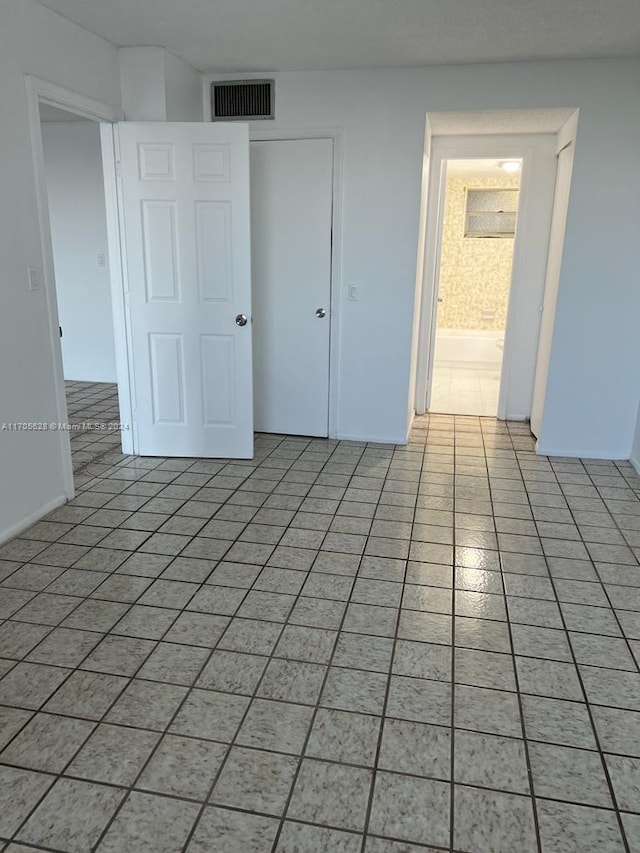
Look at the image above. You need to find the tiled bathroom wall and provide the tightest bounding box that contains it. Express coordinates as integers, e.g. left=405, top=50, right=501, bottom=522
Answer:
left=437, top=175, right=519, bottom=331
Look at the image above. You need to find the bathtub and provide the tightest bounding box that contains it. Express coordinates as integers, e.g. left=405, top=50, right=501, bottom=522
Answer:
left=434, top=328, right=504, bottom=367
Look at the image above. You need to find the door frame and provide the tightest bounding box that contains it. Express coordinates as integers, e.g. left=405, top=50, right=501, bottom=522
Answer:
left=530, top=111, right=579, bottom=441
left=100, top=124, right=137, bottom=455
left=249, top=128, right=343, bottom=439
left=25, top=75, right=121, bottom=497
left=415, top=133, right=557, bottom=420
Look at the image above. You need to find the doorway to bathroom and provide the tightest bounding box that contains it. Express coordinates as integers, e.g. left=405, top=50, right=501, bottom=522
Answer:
left=430, top=158, right=521, bottom=416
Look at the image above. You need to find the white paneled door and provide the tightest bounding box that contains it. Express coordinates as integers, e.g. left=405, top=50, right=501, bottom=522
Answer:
left=116, top=123, right=253, bottom=457
left=250, top=138, right=333, bottom=437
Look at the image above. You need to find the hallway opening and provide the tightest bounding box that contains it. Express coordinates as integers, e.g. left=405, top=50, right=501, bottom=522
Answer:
left=430, top=158, right=521, bottom=416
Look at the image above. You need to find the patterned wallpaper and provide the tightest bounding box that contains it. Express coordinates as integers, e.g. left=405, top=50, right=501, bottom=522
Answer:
left=437, top=174, right=519, bottom=331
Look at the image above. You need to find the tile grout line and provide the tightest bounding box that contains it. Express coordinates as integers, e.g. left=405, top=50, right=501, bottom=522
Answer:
left=265, top=439, right=374, bottom=852
left=92, top=433, right=319, bottom=852
left=2, top=405, right=640, bottom=850
left=513, top=447, right=632, bottom=853
left=485, top=423, right=544, bottom=853
left=448, top=419, right=457, bottom=853
left=3, top=431, right=296, bottom=849
left=358, top=438, right=425, bottom=852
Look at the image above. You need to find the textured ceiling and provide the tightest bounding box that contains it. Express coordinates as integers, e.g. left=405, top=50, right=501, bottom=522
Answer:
left=447, top=159, right=521, bottom=179
left=429, top=108, right=577, bottom=136
left=37, top=0, right=640, bottom=72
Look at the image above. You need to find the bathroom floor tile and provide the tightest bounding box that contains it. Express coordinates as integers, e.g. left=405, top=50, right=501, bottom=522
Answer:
left=137, top=734, right=227, bottom=799
left=17, top=777, right=125, bottom=852
left=453, top=785, right=538, bottom=853
left=454, top=729, right=530, bottom=793
left=528, top=741, right=613, bottom=807
left=67, top=723, right=159, bottom=785
left=186, top=806, right=279, bottom=853
left=368, top=771, right=450, bottom=847
left=536, top=799, right=626, bottom=853
left=287, top=758, right=372, bottom=832
left=210, top=746, right=297, bottom=815
left=95, top=791, right=200, bottom=853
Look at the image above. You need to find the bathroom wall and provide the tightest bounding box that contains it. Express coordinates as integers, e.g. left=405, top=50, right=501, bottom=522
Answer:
left=437, top=174, right=519, bottom=330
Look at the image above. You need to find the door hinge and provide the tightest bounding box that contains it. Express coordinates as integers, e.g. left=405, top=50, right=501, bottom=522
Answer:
left=59, top=326, right=63, bottom=338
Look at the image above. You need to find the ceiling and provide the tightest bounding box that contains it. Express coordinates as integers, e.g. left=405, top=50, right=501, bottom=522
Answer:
left=37, top=0, right=640, bottom=73
left=447, top=159, right=521, bottom=180
left=429, top=108, right=576, bottom=136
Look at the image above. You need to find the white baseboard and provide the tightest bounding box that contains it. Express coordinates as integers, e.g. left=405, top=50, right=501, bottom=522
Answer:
left=535, top=442, right=625, bottom=461
left=0, top=494, right=68, bottom=547
left=631, top=454, right=640, bottom=475
left=406, top=410, right=415, bottom=443
left=65, top=375, right=118, bottom=384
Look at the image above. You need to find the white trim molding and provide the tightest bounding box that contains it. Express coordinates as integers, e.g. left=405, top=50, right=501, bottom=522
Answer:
left=247, top=127, right=345, bottom=441
left=414, top=131, right=558, bottom=424
left=25, top=76, right=120, bottom=500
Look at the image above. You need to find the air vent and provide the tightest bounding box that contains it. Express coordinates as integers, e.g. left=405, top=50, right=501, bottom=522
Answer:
left=211, top=80, right=275, bottom=121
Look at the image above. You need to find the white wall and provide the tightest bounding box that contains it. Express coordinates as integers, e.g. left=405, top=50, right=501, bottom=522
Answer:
left=42, top=121, right=117, bottom=382
left=0, top=0, right=121, bottom=541
left=120, top=47, right=202, bottom=121
left=163, top=51, right=203, bottom=121
left=530, top=113, right=578, bottom=441
left=632, top=403, right=640, bottom=473
left=119, top=47, right=166, bottom=120
left=205, top=60, right=640, bottom=455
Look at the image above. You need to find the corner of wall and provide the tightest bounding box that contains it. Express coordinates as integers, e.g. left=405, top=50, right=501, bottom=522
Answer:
left=631, top=400, right=640, bottom=474
left=118, top=46, right=167, bottom=120
left=0, top=495, right=68, bottom=547
left=163, top=50, right=204, bottom=121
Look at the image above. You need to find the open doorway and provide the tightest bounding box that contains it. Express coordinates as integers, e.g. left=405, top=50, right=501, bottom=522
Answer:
left=25, top=75, right=122, bottom=491
left=430, top=158, right=521, bottom=416
left=39, top=107, right=116, bottom=385
left=38, top=103, right=121, bottom=475
left=415, top=126, right=565, bottom=424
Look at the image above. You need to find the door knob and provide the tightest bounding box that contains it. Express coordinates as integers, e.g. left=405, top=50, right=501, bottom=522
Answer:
left=235, top=314, right=248, bottom=327
left=315, top=308, right=326, bottom=319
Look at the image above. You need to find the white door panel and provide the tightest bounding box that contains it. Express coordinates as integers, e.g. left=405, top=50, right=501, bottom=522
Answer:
left=251, top=138, right=333, bottom=437
left=117, top=122, right=253, bottom=457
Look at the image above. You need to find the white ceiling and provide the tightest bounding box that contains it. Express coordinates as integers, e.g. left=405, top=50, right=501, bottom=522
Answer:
left=37, top=0, right=640, bottom=73
left=429, top=108, right=576, bottom=136
left=447, top=159, right=521, bottom=180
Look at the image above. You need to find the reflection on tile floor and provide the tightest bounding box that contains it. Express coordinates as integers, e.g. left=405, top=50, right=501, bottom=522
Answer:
left=65, top=382, right=121, bottom=473
left=0, top=386, right=640, bottom=851
left=431, top=363, right=501, bottom=417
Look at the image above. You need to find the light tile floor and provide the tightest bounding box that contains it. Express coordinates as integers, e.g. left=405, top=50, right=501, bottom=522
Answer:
left=0, top=384, right=640, bottom=851
left=65, top=382, right=122, bottom=473
left=431, top=363, right=501, bottom=417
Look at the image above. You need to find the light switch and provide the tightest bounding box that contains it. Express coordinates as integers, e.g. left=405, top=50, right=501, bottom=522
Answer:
left=27, top=266, right=40, bottom=291
left=348, top=284, right=359, bottom=302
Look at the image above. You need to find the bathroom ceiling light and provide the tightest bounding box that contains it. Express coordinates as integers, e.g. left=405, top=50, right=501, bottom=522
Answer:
left=499, top=160, right=521, bottom=173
